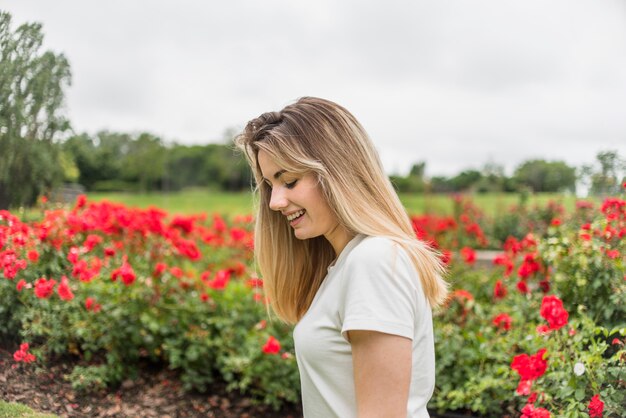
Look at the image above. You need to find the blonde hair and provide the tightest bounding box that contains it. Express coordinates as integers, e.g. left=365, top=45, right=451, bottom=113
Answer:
left=236, top=97, right=448, bottom=323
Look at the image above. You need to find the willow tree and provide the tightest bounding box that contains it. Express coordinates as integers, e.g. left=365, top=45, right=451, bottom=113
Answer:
left=0, top=11, right=71, bottom=209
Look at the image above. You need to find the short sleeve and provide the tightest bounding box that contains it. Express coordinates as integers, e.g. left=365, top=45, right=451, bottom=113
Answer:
left=340, top=237, right=419, bottom=343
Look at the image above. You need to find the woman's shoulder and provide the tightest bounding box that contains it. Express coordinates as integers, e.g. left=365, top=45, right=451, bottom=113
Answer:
left=348, top=235, right=411, bottom=264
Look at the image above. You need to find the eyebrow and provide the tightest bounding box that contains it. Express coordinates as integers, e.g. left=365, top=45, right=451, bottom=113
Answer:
left=262, top=170, right=286, bottom=182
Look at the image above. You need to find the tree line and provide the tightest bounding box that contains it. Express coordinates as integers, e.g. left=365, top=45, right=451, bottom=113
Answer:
left=390, top=151, right=625, bottom=196
left=61, top=131, right=251, bottom=193
left=1, top=11, right=624, bottom=209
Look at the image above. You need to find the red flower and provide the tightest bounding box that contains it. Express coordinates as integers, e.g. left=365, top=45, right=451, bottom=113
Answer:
left=57, top=276, right=74, bottom=301
left=207, top=269, right=231, bottom=290
left=75, top=194, right=87, bottom=209
left=536, top=325, right=551, bottom=335
left=213, top=214, right=227, bottom=232
left=516, top=379, right=532, bottom=395
left=550, top=218, right=561, bottom=226
left=493, top=280, right=507, bottom=299
left=493, top=253, right=514, bottom=276
left=492, top=313, right=512, bottom=331
left=153, top=262, right=167, bottom=277
left=612, top=338, right=623, bottom=345
left=169, top=215, right=195, bottom=233
left=588, top=394, right=604, bottom=418
left=518, top=253, right=541, bottom=279
left=85, top=297, right=101, bottom=312
left=440, top=250, right=452, bottom=266
left=521, top=403, right=551, bottom=418
left=16, top=279, right=27, bottom=291
left=538, top=279, right=550, bottom=293
left=460, top=247, right=476, bottom=265
left=540, top=295, right=568, bottom=330
left=262, top=336, right=281, bottom=354
left=27, top=250, right=39, bottom=262
left=606, top=249, right=620, bottom=259
left=111, top=258, right=136, bottom=286
left=13, top=343, right=36, bottom=363
left=174, top=238, right=201, bottom=261
left=230, top=227, right=247, bottom=243
left=247, top=277, right=264, bottom=288
left=83, top=234, right=103, bottom=251
left=169, top=266, right=184, bottom=278
left=516, top=280, right=529, bottom=294
left=34, top=277, right=56, bottom=299
left=511, top=348, right=548, bottom=382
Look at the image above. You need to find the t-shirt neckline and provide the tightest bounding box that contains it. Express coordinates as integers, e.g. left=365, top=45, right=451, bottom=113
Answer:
left=327, top=234, right=365, bottom=272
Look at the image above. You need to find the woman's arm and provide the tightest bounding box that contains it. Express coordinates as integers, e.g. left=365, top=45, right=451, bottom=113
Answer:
left=348, top=330, right=412, bottom=418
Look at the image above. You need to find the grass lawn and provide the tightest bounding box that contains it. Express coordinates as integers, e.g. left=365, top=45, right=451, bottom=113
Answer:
left=0, top=401, right=57, bottom=418
left=83, top=189, right=588, bottom=218
left=13, top=189, right=590, bottom=222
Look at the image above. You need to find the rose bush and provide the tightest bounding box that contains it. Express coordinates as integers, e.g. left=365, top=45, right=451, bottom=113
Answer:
left=1, top=191, right=625, bottom=416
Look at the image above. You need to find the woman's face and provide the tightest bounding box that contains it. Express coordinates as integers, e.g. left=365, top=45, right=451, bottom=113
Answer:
left=257, top=150, right=343, bottom=243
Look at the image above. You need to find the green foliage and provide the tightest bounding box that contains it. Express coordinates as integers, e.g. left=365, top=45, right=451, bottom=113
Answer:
left=0, top=400, right=58, bottom=418
left=514, top=159, right=577, bottom=193
left=3, top=193, right=624, bottom=414
left=61, top=133, right=252, bottom=193
left=588, top=150, right=626, bottom=197
left=540, top=210, right=626, bottom=327
left=0, top=11, right=71, bottom=209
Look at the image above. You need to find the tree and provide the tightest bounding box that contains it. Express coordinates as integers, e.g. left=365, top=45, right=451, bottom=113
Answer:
left=513, top=160, right=576, bottom=193
left=0, top=11, right=71, bottom=208
left=449, top=170, right=482, bottom=191
left=589, top=150, right=624, bottom=196
left=121, top=132, right=165, bottom=191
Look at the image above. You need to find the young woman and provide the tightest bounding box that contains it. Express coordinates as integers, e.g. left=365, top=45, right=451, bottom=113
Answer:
left=236, top=97, right=448, bottom=418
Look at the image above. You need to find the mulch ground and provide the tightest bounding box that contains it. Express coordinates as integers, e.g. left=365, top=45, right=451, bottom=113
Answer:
left=0, top=343, right=302, bottom=418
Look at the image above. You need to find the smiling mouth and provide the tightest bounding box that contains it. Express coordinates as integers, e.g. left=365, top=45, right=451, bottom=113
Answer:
left=287, top=209, right=306, bottom=221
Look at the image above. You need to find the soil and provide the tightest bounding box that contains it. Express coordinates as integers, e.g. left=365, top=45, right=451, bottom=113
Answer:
left=0, top=342, right=303, bottom=418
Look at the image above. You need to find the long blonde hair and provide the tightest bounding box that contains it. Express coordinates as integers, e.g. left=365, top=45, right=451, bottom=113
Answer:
left=236, top=97, right=448, bottom=323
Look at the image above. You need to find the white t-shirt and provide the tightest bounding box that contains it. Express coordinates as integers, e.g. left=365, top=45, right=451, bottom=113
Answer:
left=293, top=234, right=435, bottom=418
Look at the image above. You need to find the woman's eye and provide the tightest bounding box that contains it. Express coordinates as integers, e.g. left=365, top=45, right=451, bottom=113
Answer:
left=285, top=180, right=298, bottom=189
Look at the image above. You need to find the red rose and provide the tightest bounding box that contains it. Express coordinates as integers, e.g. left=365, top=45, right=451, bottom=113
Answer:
left=460, top=247, right=476, bottom=265
left=34, top=277, right=56, bottom=299
left=521, top=403, right=551, bottom=418
left=494, top=280, right=507, bottom=299
left=57, top=276, right=74, bottom=301
left=540, top=295, right=568, bottom=330
left=511, top=348, right=548, bottom=381
left=262, top=336, right=281, bottom=355
left=588, top=394, right=604, bottom=418
left=492, top=313, right=512, bottom=331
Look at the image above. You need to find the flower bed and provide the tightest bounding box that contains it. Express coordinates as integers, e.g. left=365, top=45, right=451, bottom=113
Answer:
left=1, top=193, right=625, bottom=417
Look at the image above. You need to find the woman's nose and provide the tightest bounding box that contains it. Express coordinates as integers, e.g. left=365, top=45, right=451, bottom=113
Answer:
left=269, top=188, right=288, bottom=211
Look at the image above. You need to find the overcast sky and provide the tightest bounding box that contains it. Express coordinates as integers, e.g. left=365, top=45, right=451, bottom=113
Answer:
left=2, top=0, right=625, bottom=176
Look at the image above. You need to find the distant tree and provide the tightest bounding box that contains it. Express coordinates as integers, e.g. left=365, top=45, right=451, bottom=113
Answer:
left=389, top=161, right=427, bottom=193
left=409, top=161, right=426, bottom=178
left=589, top=150, right=624, bottom=196
left=449, top=170, right=482, bottom=191
left=430, top=176, right=454, bottom=193
left=122, top=133, right=166, bottom=191
left=513, top=159, right=576, bottom=193
left=0, top=11, right=71, bottom=208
